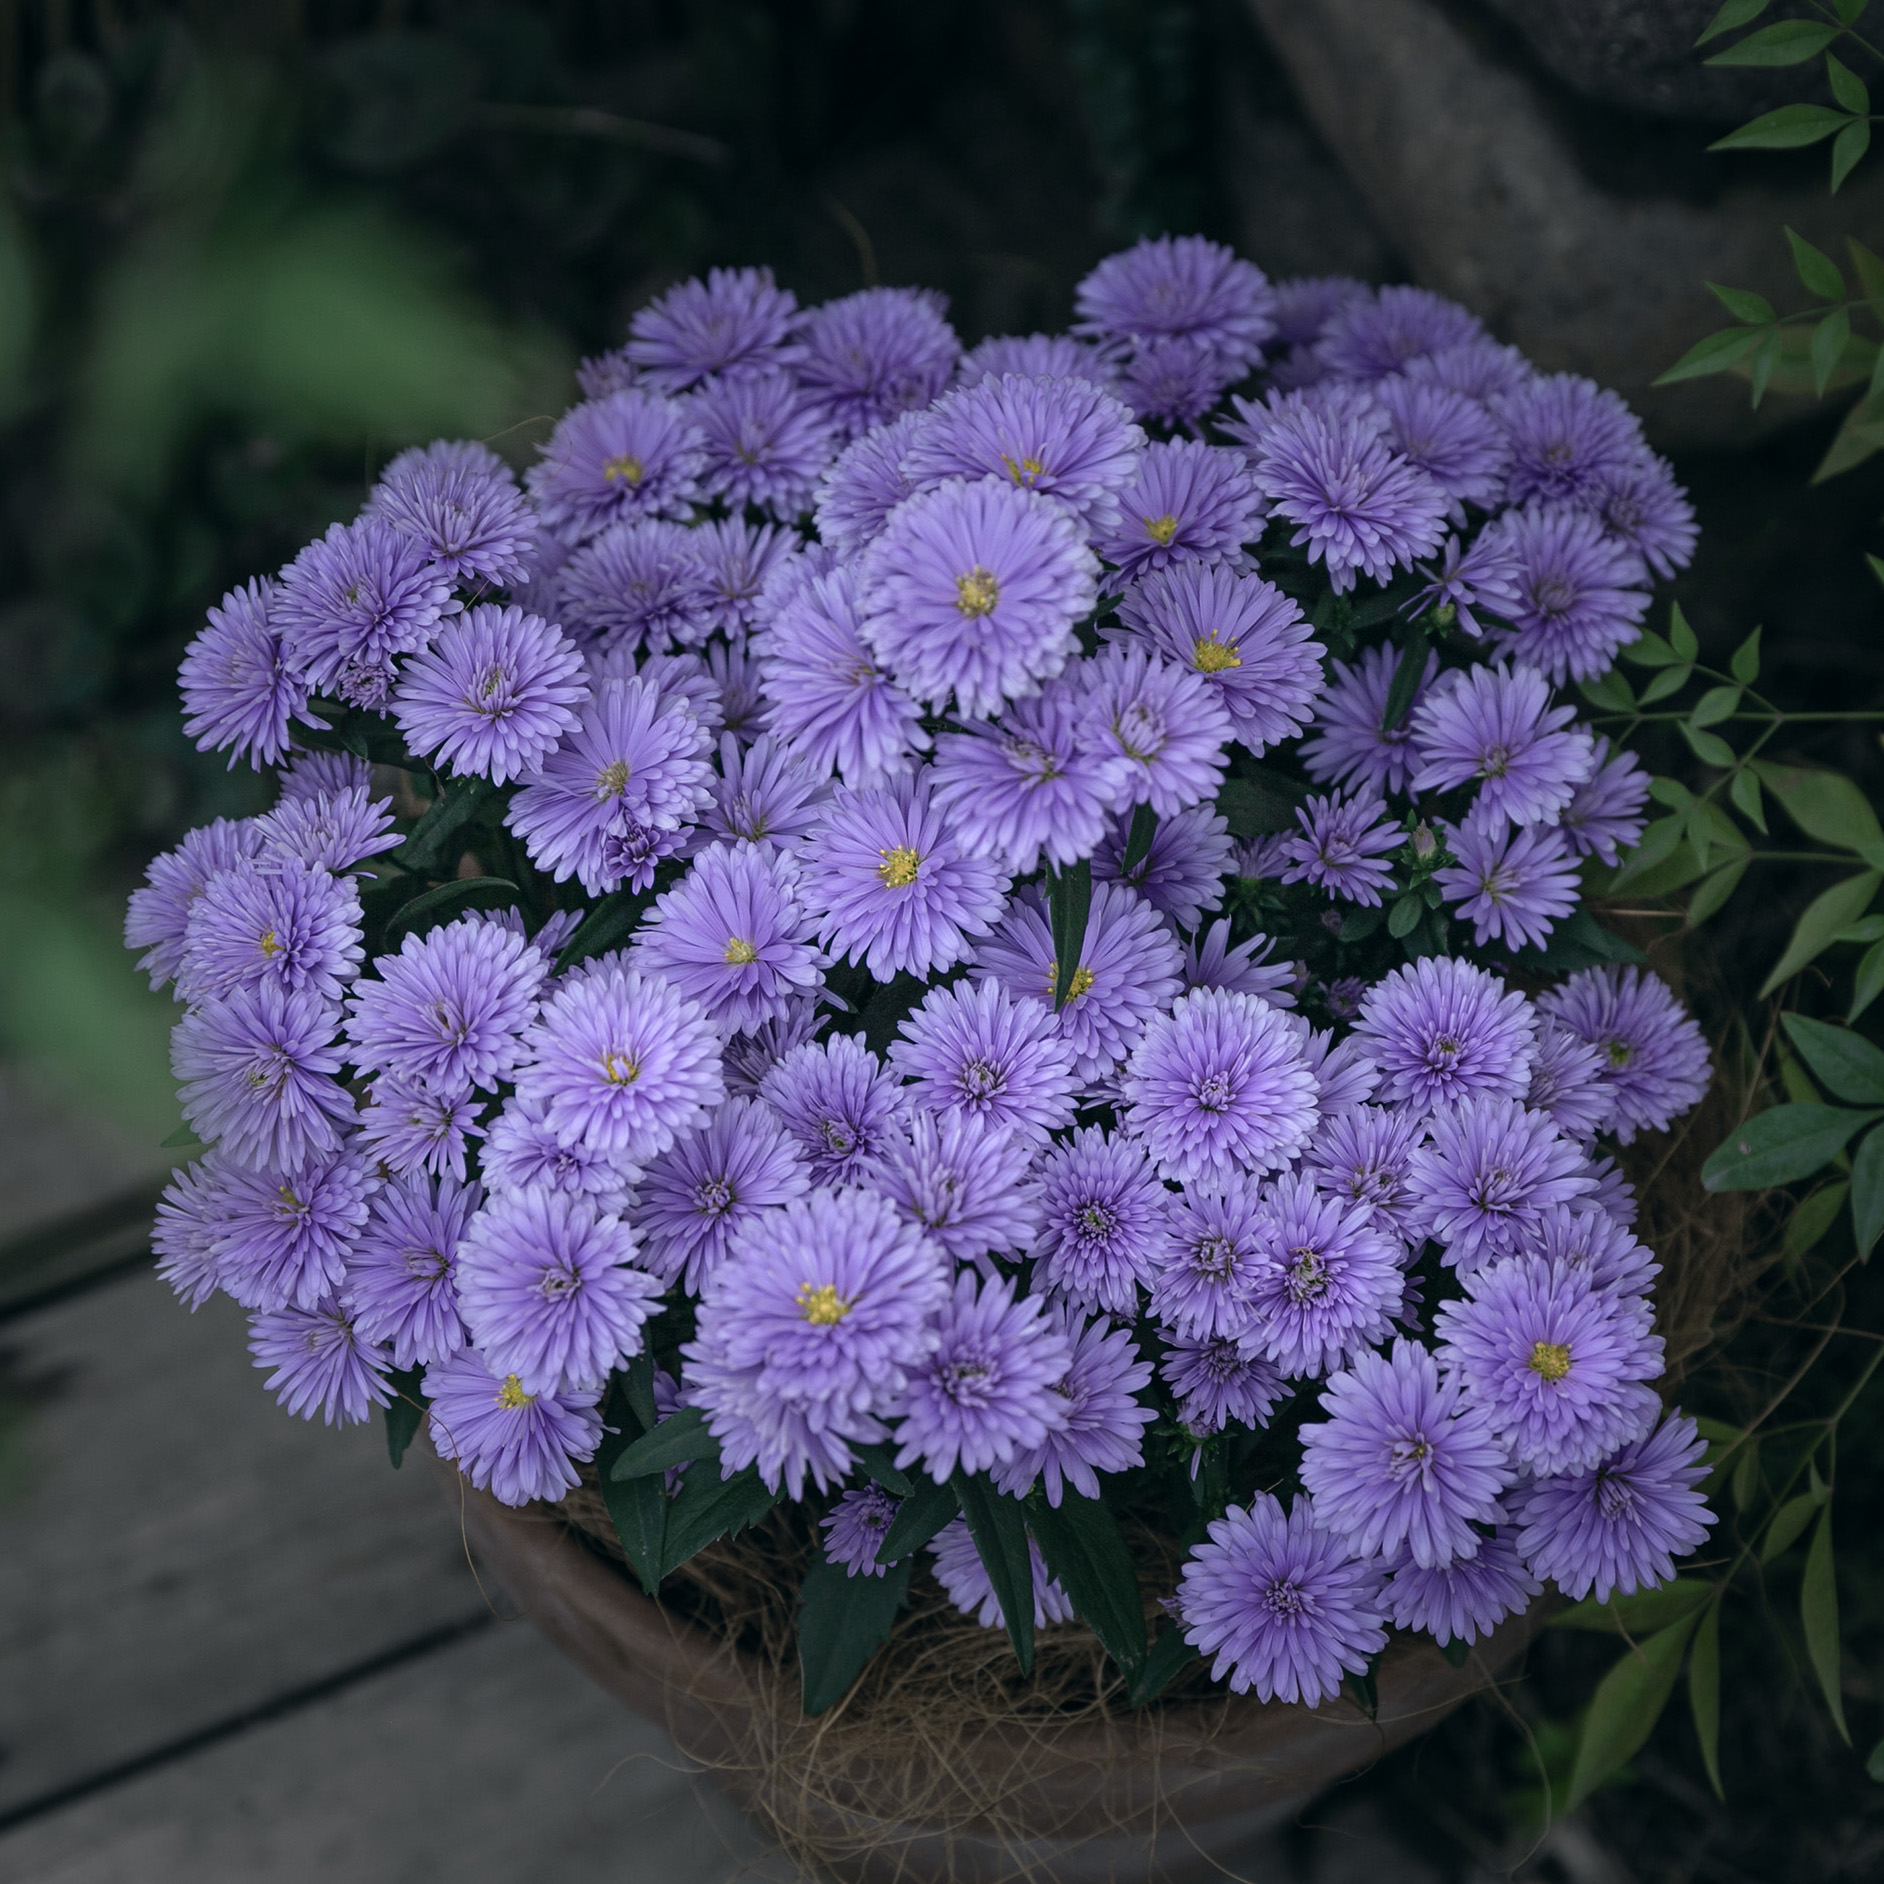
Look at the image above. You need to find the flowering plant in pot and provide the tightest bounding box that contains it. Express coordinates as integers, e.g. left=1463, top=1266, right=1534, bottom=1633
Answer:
left=129, top=234, right=1724, bottom=1875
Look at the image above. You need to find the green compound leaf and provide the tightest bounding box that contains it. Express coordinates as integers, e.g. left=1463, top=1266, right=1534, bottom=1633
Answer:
left=1849, top=1124, right=1884, bottom=1257
left=1702, top=1102, right=1883, bottom=1190
left=1655, top=327, right=1764, bottom=386
left=1761, top=872, right=1884, bottom=998
left=797, top=1548, right=911, bottom=1716
left=1708, top=21, right=1838, bottom=67
left=1690, top=1597, right=1725, bottom=1799
left=1832, top=117, right=1873, bottom=191
left=1710, top=103, right=1849, bottom=150
left=1696, top=0, right=1770, bottom=44
left=1731, top=626, right=1763, bottom=684
left=1827, top=51, right=1871, bottom=115
left=1780, top=1012, right=1884, bottom=1103
left=1566, top=1609, right=1705, bottom=1811
left=1803, top=1506, right=1851, bottom=1742
left=1855, top=939, right=1884, bottom=1022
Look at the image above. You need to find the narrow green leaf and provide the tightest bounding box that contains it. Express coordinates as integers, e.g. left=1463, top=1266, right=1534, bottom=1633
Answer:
left=385, top=1365, right=427, bottom=1469
left=797, top=1549, right=911, bottom=1716
left=1217, top=773, right=1303, bottom=839
left=383, top=876, right=520, bottom=944
left=1565, top=1611, right=1705, bottom=1811
left=1730, top=766, right=1767, bottom=832
left=1609, top=812, right=1686, bottom=890
left=1690, top=685, right=1743, bottom=729
left=1640, top=663, right=1695, bottom=705
left=1709, top=22, right=1838, bottom=66
left=555, top=883, right=658, bottom=972
left=1049, top=859, right=1093, bottom=1010
left=1650, top=777, right=1697, bottom=810
left=1655, top=328, right=1760, bottom=388
left=954, top=1473, right=1036, bottom=1675
left=1832, top=116, right=1873, bottom=190
left=1710, top=103, right=1849, bottom=150
left=1813, top=308, right=1854, bottom=396
left=1849, top=1124, right=1884, bottom=1255
left=1828, top=52, right=1870, bottom=113
left=597, top=1379, right=667, bottom=1596
left=1702, top=1102, right=1882, bottom=1190
left=1669, top=603, right=1700, bottom=662
left=1781, top=1012, right=1884, bottom=1102
left=609, top=1404, right=717, bottom=1481
left=1686, top=802, right=1716, bottom=876
left=1551, top=1579, right=1715, bottom=1634
left=1852, top=240, right=1884, bottom=320
left=1760, top=872, right=1884, bottom=997
left=1784, top=1178, right=1850, bottom=1257
left=1382, top=633, right=1429, bottom=730
left=1128, top=1623, right=1200, bottom=1706
left=1027, top=1489, right=1148, bottom=1676
left=1118, top=802, right=1158, bottom=876
left=622, top=1350, right=658, bottom=1435
left=1732, top=1437, right=1763, bottom=1511
left=1697, top=0, right=1770, bottom=43
left=396, top=776, right=498, bottom=875
left=878, top=1475, right=958, bottom=1562
left=1750, top=327, right=1782, bottom=406
left=1788, top=226, right=1849, bottom=300
left=1835, top=0, right=1870, bottom=25
left=855, top=1442, right=913, bottom=1497
left=1706, top=281, right=1779, bottom=322
left=1753, top=760, right=1884, bottom=860
left=1814, top=392, right=1884, bottom=482
left=160, top=1124, right=204, bottom=1149
left=1802, top=1507, right=1851, bottom=1742
left=1387, top=891, right=1424, bottom=939
left=1764, top=1492, right=1820, bottom=1562
left=1730, top=626, right=1763, bottom=684
left=659, top=1462, right=779, bottom=1580
left=1681, top=724, right=1737, bottom=769
left=1621, top=628, right=1682, bottom=667
left=1688, top=855, right=1750, bottom=925
left=1339, top=903, right=1387, bottom=943
left=1689, top=1598, right=1725, bottom=1799
left=1578, top=668, right=1636, bottom=712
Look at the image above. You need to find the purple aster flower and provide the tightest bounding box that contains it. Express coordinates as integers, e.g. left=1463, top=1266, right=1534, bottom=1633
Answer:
left=1499, top=373, right=1647, bottom=508
left=1407, top=1094, right=1595, bottom=1273
left=1116, top=331, right=1241, bottom=427
left=358, top=1074, right=483, bottom=1181
left=1534, top=1204, right=1658, bottom=1296
left=799, top=770, right=1008, bottom=981
left=793, top=287, right=960, bottom=439
left=993, top=1309, right=1154, bottom=1504
left=1074, top=236, right=1275, bottom=376
left=1296, top=1024, right=1382, bottom=1117
left=213, top=1143, right=376, bottom=1311
left=126, top=820, right=265, bottom=990
left=1404, top=337, right=1532, bottom=405
left=1411, top=663, right=1595, bottom=831
left=392, top=604, right=587, bottom=784
left=822, top=1483, right=900, bottom=1577
left=930, top=1517, right=1074, bottom=1629
left=153, top=1154, right=232, bottom=1309
left=685, top=1186, right=951, bottom=1497
left=180, top=577, right=307, bottom=769
left=694, top=517, right=797, bottom=639
left=1383, top=1529, right=1541, bottom=1645
left=1152, top=1181, right=1266, bottom=1341
left=628, top=649, right=725, bottom=734
left=1280, top=793, right=1401, bottom=906
left=1179, top=1493, right=1388, bottom=1704
left=1249, top=404, right=1449, bottom=595
left=253, top=784, right=400, bottom=876
left=366, top=440, right=537, bottom=588
left=1315, top=285, right=1484, bottom=381
left=703, top=642, right=770, bottom=740
left=812, top=411, right=927, bottom=556
left=902, top=372, right=1145, bottom=537
left=633, top=843, right=822, bottom=1035
left=1121, top=988, right=1319, bottom=1188
left=455, top=1187, right=660, bottom=1394
left=1356, top=957, right=1544, bottom=1115
left=1300, top=644, right=1435, bottom=797
left=274, top=519, right=455, bottom=707
left=176, top=859, right=361, bottom=1007
left=699, top=732, right=830, bottom=849
left=760, top=563, right=928, bottom=787
left=1077, top=645, right=1232, bottom=819
left=892, top=1270, right=1070, bottom=1483
left=172, top=982, right=353, bottom=1172
left=1513, top=1412, right=1714, bottom=1603
left=889, top=977, right=1078, bottom=1141
left=1474, top=503, right=1650, bottom=684
left=513, top=960, right=724, bottom=1167
left=425, top=1349, right=604, bottom=1506
left=959, top=331, right=1116, bottom=387
left=576, top=346, right=636, bottom=397
left=974, top=880, right=1185, bottom=1081
left=1271, top=276, right=1370, bottom=350
left=1114, top=563, right=1322, bottom=756
left=553, top=518, right=716, bottom=658
left=1241, top=1174, right=1403, bottom=1376
left=345, top=917, right=544, bottom=1096
left=861, top=478, right=1098, bottom=719
left=930, top=679, right=1125, bottom=876
left=343, top=1172, right=477, bottom=1369
left=1537, top=966, right=1711, bottom=1145
left=479, top=1094, right=632, bottom=1210
left=1585, top=453, right=1696, bottom=580
left=1436, top=812, right=1581, bottom=951
left=1558, top=736, right=1649, bottom=867
left=1183, top=920, right=1294, bottom=1003
left=721, top=997, right=824, bottom=1099
left=759, top=1032, right=906, bottom=1186
left=691, top=369, right=837, bottom=517
left=1437, top=1256, right=1663, bottom=1477
left=1581, top=1151, right=1640, bottom=1231
left=1034, top=1127, right=1173, bottom=1316
left=1161, top=1335, right=1288, bottom=1435
left=626, top=266, right=801, bottom=391
left=526, top=389, right=706, bottom=541
left=1526, top=1024, right=1616, bottom=1143
left=860, top=1110, right=1040, bottom=1267
left=1370, top=375, right=1510, bottom=515
left=1220, top=380, right=1387, bottom=459
left=1093, top=440, right=1262, bottom=579
left=1299, top=1340, right=1512, bottom=1567
left=1408, top=531, right=1517, bottom=638
left=636, top=1096, right=811, bottom=1293
left=1093, top=803, right=1233, bottom=931
left=509, top=675, right=713, bottom=895
left=249, top=1299, right=391, bottom=1426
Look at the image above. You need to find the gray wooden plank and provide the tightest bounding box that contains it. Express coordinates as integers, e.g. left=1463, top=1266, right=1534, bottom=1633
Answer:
left=0, top=1066, right=174, bottom=1249
left=0, top=1621, right=806, bottom=1884
left=0, top=1268, right=484, bottom=1814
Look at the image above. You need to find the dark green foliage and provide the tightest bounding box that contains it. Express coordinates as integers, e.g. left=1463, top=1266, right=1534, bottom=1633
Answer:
left=1026, top=1487, right=1146, bottom=1679
left=797, top=1549, right=913, bottom=1716
left=953, top=1472, right=1035, bottom=1675
left=384, top=1365, right=427, bottom=1469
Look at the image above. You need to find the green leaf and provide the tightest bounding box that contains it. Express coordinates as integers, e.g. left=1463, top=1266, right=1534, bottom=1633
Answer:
left=1851, top=939, right=1884, bottom=1021
left=1681, top=723, right=1737, bottom=769
left=1730, top=766, right=1767, bottom=833
left=1708, top=21, right=1838, bottom=66
left=1621, top=628, right=1682, bottom=667
left=1669, top=603, right=1700, bottom=662
left=954, top=1473, right=1035, bottom=1675
left=1828, top=52, right=1871, bottom=113
left=1835, top=0, right=1870, bottom=25
left=1852, top=240, right=1884, bottom=320
left=1551, top=1579, right=1716, bottom=1634
left=1710, top=103, right=1850, bottom=150
left=1049, top=858, right=1093, bottom=1010
left=659, top=1461, right=779, bottom=1580
left=622, top=1350, right=658, bottom=1435
left=1751, top=761, right=1884, bottom=861
left=1577, top=668, right=1636, bottom=713
left=1788, top=226, right=1849, bottom=300
left=1387, top=891, right=1424, bottom=939
left=1686, top=802, right=1716, bottom=876
left=1382, top=634, right=1429, bottom=730
left=878, top=1475, right=958, bottom=1562
left=1339, top=904, right=1387, bottom=943
left=1690, top=685, right=1743, bottom=729
left=1640, top=663, right=1694, bottom=705
left=1027, top=1488, right=1148, bottom=1677
left=1814, top=390, right=1884, bottom=481
left=1814, top=308, right=1854, bottom=396
left=1650, top=777, right=1697, bottom=810
left=1128, top=1623, right=1201, bottom=1707
left=1784, top=1178, right=1850, bottom=1257
left=597, top=1379, right=667, bottom=1596
left=160, top=1124, right=204, bottom=1149
left=1749, top=327, right=1782, bottom=406
left=609, top=1404, right=717, bottom=1481
left=1732, top=1437, right=1763, bottom=1511
left=854, top=1442, right=913, bottom=1497
left=1763, top=1492, right=1818, bottom=1562
left=1689, top=1598, right=1724, bottom=1799
left=1609, top=813, right=1686, bottom=890
left=1730, top=626, right=1763, bottom=684
left=1565, top=1610, right=1706, bottom=1811
left=554, top=884, right=658, bottom=973
left=385, top=1365, right=427, bottom=1469
left=1696, top=0, right=1770, bottom=46
left=382, top=876, right=520, bottom=945
left=1832, top=116, right=1873, bottom=190
left=396, top=776, right=498, bottom=875
left=1118, top=802, right=1158, bottom=877
left=1867, top=1735, right=1884, bottom=1782
left=1706, top=282, right=1778, bottom=323
left=1217, top=773, right=1303, bottom=839
left=1781, top=1012, right=1884, bottom=1102
left=797, top=1548, right=911, bottom=1716
left=1702, top=1101, right=1883, bottom=1190
left=1849, top=1124, right=1884, bottom=1255
left=1688, top=854, right=1750, bottom=925
left=1802, top=1506, right=1851, bottom=1742
left=1761, top=873, right=1884, bottom=997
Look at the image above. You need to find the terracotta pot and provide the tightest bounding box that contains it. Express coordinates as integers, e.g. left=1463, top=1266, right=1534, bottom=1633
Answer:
left=432, top=1450, right=1543, bottom=1884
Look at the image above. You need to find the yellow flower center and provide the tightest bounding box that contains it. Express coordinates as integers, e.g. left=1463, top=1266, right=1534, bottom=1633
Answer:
left=955, top=567, right=1000, bottom=617
left=600, top=1049, right=641, bottom=1086
left=797, top=1282, right=850, bottom=1325
left=257, top=927, right=282, bottom=959
left=595, top=759, right=631, bottom=799
left=877, top=846, right=921, bottom=888
left=602, top=452, right=645, bottom=486
left=1145, top=513, right=1180, bottom=545
left=724, top=936, right=760, bottom=965
left=1192, top=636, right=1242, bottom=674
left=495, top=1373, right=535, bottom=1409
left=1528, top=1340, right=1573, bottom=1382
left=999, top=451, right=1047, bottom=486
left=1045, top=961, right=1096, bottom=1003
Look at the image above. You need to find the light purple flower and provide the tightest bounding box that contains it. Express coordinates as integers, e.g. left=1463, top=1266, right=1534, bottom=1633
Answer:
left=1411, top=663, right=1595, bottom=831
left=1078, top=645, right=1232, bottom=819
left=759, top=1032, right=907, bottom=1187
left=1152, top=1181, right=1266, bottom=1341
left=1093, top=804, right=1235, bottom=932
left=1527, top=1023, right=1616, bottom=1143
left=343, top=1172, right=477, bottom=1369
left=860, top=1110, right=1040, bottom=1268
left=1300, top=644, right=1436, bottom=797
left=556, top=519, right=717, bottom=658
left=180, top=578, right=307, bottom=768
left=1538, top=966, right=1710, bottom=1144
left=1182, top=920, right=1296, bottom=1003
left=1558, top=736, right=1649, bottom=867
left=213, top=1144, right=376, bottom=1312
left=1033, top=1126, right=1174, bottom=1316
left=253, top=784, right=401, bottom=875
left=249, top=1299, right=392, bottom=1426
left=691, top=369, right=837, bottom=517
left=959, top=331, right=1116, bottom=387
left=1370, top=374, right=1510, bottom=514
left=822, top=1483, right=900, bottom=1578
left=695, top=516, right=798, bottom=638
left=890, top=976, right=1078, bottom=1141
left=1475, top=503, right=1650, bottom=684
left=1534, top=1203, right=1659, bottom=1296
left=526, top=389, right=706, bottom=541
left=930, top=1517, right=1074, bottom=1629
left=1074, top=235, right=1275, bottom=377
left=1499, top=373, right=1647, bottom=508
left=1437, top=812, right=1580, bottom=952
left=367, top=439, right=537, bottom=587
left=992, top=1309, right=1155, bottom=1505
left=1315, top=286, right=1484, bottom=380
left=176, top=859, right=362, bottom=1007
left=425, top=1349, right=604, bottom=1506
left=1404, top=336, right=1531, bottom=403
left=126, top=818, right=266, bottom=991
left=479, top=1094, right=634, bottom=1210
left=793, top=286, right=960, bottom=439
left=1354, top=955, right=1538, bottom=1114
left=813, top=411, right=928, bottom=556
left=153, top=1154, right=231, bottom=1309
left=1279, top=793, right=1401, bottom=906
left=1586, top=453, right=1697, bottom=580
left=1093, top=440, right=1262, bottom=579
left=627, top=266, right=801, bottom=391
left=1162, top=1334, right=1288, bottom=1435
left=1383, top=1530, right=1541, bottom=1645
